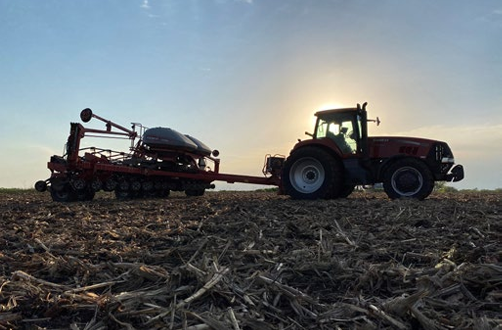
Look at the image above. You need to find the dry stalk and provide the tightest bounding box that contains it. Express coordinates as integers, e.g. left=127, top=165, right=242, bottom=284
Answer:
left=145, top=267, right=229, bottom=325
left=227, top=307, right=240, bottom=330
left=383, top=290, right=429, bottom=317
left=108, top=311, right=136, bottom=330
left=257, top=275, right=318, bottom=305
left=318, top=228, right=322, bottom=262
left=186, top=311, right=233, bottom=330
left=368, top=304, right=408, bottom=330
left=64, top=281, right=119, bottom=294
left=333, top=219, right=356, bottom=247
left=187, top=238, right=208, bottom=264
left=410, top=304, right=442, bottom=330
left=11, top=270, right=70, bottom=290
left=113, top=287, right=169, bottom=306
left=179, top=267, right=229, bottom=308
left=111, top=262, right=169, bottom=280
left=169, top=294, right=177, bottom=330
left=81, top=308, right=107, bottom=330
left=186, top=263, right=207, bottom=278
left=184, top=324, right=211, bottom=330
left=34, top=238, right=57, bottom=259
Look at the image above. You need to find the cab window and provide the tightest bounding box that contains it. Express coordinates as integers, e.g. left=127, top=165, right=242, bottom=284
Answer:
left=317, top=118, right=357, bottom=154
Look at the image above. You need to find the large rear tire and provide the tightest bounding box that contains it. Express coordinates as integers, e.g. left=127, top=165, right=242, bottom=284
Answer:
left=383, top=158, right=434, bottom=200
left=282, top=147, right=342, bottom=200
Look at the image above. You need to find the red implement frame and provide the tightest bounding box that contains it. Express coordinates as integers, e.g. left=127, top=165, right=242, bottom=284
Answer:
left=49, top=109, right=281, bottom=188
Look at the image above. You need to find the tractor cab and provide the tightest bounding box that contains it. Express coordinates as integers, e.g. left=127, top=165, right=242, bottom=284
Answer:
left=313, top=102, right=373, bottom=157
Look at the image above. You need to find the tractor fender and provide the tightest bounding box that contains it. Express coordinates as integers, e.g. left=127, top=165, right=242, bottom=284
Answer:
left=289, top=139, right=343, bottom=161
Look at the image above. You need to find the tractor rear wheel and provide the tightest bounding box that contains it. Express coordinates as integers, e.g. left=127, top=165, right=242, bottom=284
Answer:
left=383, top=158, right=434, bottom=200
left=283, top=147, right=342, bottom=200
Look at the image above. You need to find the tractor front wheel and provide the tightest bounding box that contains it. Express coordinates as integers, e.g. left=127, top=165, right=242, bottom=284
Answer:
left=383, top=158, right=434, bottom=200
left=282, top=147, right=342, bottom=200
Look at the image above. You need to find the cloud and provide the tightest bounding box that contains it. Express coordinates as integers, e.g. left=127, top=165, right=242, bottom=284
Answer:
left=141, top=0, right=150, bottom=9
left=478, top=7, right=502, bottom=26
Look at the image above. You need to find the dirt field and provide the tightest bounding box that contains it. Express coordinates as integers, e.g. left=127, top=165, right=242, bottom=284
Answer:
left=0, top=190, right=500, bottom=330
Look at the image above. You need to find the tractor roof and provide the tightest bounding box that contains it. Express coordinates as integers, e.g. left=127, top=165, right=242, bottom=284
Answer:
left=314, top=107, right=360, bottom=117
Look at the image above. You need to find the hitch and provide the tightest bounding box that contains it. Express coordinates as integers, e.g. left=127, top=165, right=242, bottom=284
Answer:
left=264, top=155, right=285, bottom=177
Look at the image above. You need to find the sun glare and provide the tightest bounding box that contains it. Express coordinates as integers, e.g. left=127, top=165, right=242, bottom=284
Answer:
left=317, top=103, right=347, bottom=111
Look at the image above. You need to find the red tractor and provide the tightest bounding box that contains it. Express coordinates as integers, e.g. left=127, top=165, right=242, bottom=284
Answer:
left=281, top=102, right=464, bottom=200
left=35, top=103, right=463, bottom=201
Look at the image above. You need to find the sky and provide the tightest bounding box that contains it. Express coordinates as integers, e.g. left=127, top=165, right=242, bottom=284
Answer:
left=0, top=0, right=501, bottom=190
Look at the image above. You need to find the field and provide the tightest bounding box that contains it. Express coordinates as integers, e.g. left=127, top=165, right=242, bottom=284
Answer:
left=0, top=190, right=500, bottom=330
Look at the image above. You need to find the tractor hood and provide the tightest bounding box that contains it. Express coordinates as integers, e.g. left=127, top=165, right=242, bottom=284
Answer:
left=367, top=136, right=450, bottom=159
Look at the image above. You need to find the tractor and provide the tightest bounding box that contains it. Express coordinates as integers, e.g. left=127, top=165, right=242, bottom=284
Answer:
left=281, top=102, right=464, bottom=200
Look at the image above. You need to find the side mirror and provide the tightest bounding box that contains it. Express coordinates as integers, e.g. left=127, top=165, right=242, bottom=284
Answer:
left=368, top=117, right=381, bottom=126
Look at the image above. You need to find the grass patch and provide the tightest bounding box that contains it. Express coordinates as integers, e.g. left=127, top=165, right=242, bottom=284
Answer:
left=0, top=188, right=34, bottom=195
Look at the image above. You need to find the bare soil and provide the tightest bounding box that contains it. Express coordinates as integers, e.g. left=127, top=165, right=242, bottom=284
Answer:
left=0, top=190, right=500, bottom=330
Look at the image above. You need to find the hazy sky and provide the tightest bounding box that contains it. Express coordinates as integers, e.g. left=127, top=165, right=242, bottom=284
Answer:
left=1, top=0, right=501, bottom=190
